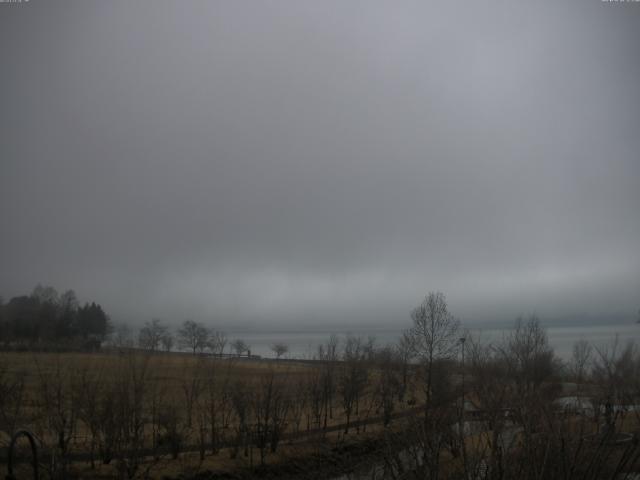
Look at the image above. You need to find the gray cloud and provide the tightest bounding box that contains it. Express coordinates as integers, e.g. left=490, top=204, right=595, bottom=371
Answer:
left=1, top=0, right=639, bottom=328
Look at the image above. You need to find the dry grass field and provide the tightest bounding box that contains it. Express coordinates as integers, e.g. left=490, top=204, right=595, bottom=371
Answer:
left=3, top=334, right=636, bottom=480
left=0, top=350, right=417, bottom=479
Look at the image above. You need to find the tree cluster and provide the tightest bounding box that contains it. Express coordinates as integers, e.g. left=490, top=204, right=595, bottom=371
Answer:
left=0, top=284, right=111, bottom=348
left=381, top=305, right=640, bottom=480
left=121, top=319, right=228, bottom=356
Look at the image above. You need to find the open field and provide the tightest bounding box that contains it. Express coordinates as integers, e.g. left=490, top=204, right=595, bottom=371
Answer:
left=0, top=349, right=420, bottom=479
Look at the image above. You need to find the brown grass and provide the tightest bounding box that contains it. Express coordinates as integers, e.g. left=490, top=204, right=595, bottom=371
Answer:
left=0, top=350, right=415, bottom=479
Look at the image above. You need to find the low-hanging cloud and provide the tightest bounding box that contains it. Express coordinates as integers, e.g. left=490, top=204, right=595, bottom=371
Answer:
left=1, top=0, right=638, bottom=328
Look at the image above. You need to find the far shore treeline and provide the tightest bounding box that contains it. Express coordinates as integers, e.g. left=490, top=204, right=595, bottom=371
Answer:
left=0, top=285, right=233, bottom=356
left=0, top=284, right=111, bottom=350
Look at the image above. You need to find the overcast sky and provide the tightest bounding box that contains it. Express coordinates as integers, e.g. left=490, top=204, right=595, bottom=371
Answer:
left=1, top=1, right=638, bottom=329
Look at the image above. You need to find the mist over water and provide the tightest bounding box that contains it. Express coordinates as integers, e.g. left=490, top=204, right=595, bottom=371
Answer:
left=225, top=322, right=640, bottom=360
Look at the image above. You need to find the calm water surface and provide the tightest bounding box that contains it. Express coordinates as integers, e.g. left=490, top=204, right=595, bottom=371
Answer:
left=224, top=323, right=640, bottom=360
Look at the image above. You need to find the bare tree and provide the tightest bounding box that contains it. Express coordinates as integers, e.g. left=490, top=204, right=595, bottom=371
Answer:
left=251, top=368, right=290, bottom=465
left=592, top=337, right=637, bottom=430
left=396, top=331, right=415, bottom=403
left=373, top=345, right=401, bottom=427
left=230, top=380, right=251, bottom=459
left=339, top=335, right=368, bottom=433
left=157, top=405, right=185, bottom=460
left=208, top=330, right=228, bottom=356
left=288, top=377, right=308, bottom=436
left=178, top=320, right=210, bottom=355
left=114, top=353, right=153, bottom=479
left=31, top=284, right=60, bottom=304
left=306, top=367, right=325, bottom=431
left=569, top=338, right=593, bottom=384
left=90, top=377, right=121, bottom=466
left=156, top=359, right=204, bottom=460
left=0, top=359, right=26, bottom=444
left=181, top=358, right=204, bottom=428
left=466, top=335, right=512, bottom=478
left=317, top=334, right=340, bottom=429
left=271, top=342, right=289, bottom=359
left=500, top=314, right=556, bottom=398
left=138, top=319, right=167, bottom=352
left=231, top=339, right=248, bottom=357
left=161, top=331, right=174, bottom=352
left=408, top=292, right=460, bottom=409
left=34, top=355, right=78, bottom=478
left=73, top=363, right=104, bottom=469
left=109, top=323, right=134, bottom=350
left=405, top=292, right=460, bottom=478
left=203, top=357, right=234, bottom=454
left=498, top=315, right=560, bottom=476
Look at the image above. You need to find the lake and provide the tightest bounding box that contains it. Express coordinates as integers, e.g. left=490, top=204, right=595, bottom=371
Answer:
left=224, top=322, right=640, bottom=360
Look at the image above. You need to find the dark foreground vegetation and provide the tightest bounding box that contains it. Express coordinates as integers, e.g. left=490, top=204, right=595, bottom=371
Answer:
left=1, top=290, right=640, bottom=479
